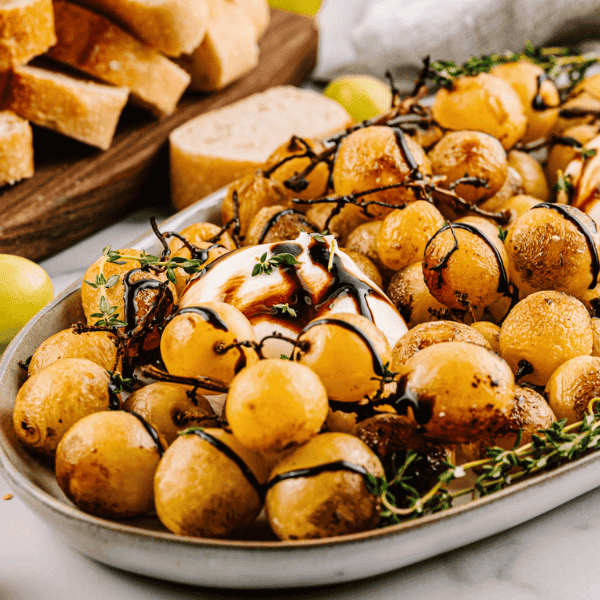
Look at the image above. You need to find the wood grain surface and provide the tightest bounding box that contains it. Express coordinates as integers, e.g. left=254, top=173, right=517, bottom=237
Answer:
left=0, top=9, right=318, bottom=261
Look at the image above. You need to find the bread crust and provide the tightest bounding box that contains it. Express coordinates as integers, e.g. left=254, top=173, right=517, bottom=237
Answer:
left=0, top=111, right=34, bottom=186
left=169, top=86, right=352, bottom=210
left=0, top=0, right=56, bottom=69
left=177, top=0, right=259, bottom=93
left=5, top=65, right=129, bottom=150
left=48, top=0, right=190, bottom=117
left=75, top=0, right=208, bottom=57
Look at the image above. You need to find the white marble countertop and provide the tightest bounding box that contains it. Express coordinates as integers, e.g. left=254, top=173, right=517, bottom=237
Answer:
left=1, top=208, right=600, bottom=599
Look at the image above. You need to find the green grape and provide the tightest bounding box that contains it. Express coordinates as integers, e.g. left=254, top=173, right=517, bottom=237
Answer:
left=0, top=254, right=53, bottom=351
left=324, top=75, right=392, bottom=123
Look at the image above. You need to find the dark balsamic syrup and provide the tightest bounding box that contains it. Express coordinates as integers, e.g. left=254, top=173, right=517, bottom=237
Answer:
left=265, top=460, right=373, bottom=492
left=122, top=269, right=172, bottom=333
left=299, top=318, right=385, bottom=376
left=425, top=223, right=510, bottom=294
left=533, top=203, right=600, bottom=288
left=394, top=128, right=423, bottom=180
left=532, top=73, right=551, bottom=111
left=185, top=428, right=264, bottom=501
left=256, top=209, right=313, bottom=244
left=167, top=306, right=229, bottom=331
left=389, top=375, right=433, bottom=425
left=128, top=411, right=165, bottom=457
left=309, top=242, right=384, bottom=321
left=107, top=381, right=122, bottom=410
left=550, top=136, right=583, bottom=149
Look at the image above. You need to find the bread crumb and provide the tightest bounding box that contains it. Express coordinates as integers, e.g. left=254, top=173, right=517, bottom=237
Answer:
left=3, top=493, right=13, bottom=500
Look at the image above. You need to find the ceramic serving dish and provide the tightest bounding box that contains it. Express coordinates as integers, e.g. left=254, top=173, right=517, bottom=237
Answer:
left=2, top=189, right=600, bottom=589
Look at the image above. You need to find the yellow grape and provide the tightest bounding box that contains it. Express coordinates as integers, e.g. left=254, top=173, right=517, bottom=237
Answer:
left=324, top=75, right=392, bottom=123
left=0, top=254, right=53, bottom=350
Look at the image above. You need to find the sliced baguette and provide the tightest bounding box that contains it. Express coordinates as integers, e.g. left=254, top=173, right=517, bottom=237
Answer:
left=170, top=86, right=353, bottom=210
left=0, top=0, right=56, bottom=69
left=230, top=0, right=270, bottom=37
left=0, top=111, right=34, bottom=186
left=75, top=0, right=208, bottom=57
left=177, top=0, right=259, bottom=93
left=4, top=64, right=129, bottom=150
left=47, top=0, right=190, bottom=117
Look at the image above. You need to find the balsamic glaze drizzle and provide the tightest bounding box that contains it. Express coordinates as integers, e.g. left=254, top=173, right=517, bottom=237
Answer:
left=425, top=223, right=510, bottom=294
left=107, top=381, right=122, bottom=410
left=394, top=128, right=423, bottom=180
left=184, top=428, right=264, bottom=501
left=532, top=73, right=551, bottom=111
left=167, top=306, right=229, bottom=331
left=265, top=460, right=373, bottom=492
left=532, top=203, right=600, bottom=288
left=550, top=136, right=583, bottom=149
left=309, top=242, right=383, bottom=321
left=256, top=209, right=314, bottom=244
left=128, top=411, right=165, bottom=457
left=122, top=269, right=172, bottom=333
left=387, top=375, right=433, bottom=425
left=299, top=318, right=385, bottom=376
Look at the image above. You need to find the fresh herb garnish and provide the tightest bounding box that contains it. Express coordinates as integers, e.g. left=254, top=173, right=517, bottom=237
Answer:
left=273, top=303, right=297, bottom=317
left=371, top=400, right=600, bottom=524
left=429, top=43, right=600, bottom=91
left=252, top=252, right=301, bottom=276
left=498, top=227, right=508, bottom=242
left=89, top=295, right=128, bottom=327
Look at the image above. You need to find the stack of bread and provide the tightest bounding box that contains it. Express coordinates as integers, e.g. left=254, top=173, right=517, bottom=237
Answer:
left=0, top=0, right=270, bottom=187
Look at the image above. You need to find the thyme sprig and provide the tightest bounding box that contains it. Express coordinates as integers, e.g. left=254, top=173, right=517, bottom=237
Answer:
left=273, top=303, right=297, bottom=317
left=429, top=42, right=600, bottom=90
left=373, top=400, right=600, bottom=524
left=252, top=252, right=302, bottom=276
left=103, top=246, right=206, bottom=285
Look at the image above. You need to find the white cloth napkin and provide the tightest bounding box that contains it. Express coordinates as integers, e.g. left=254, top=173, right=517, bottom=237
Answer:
left=315, top=0, right=600, bottom=87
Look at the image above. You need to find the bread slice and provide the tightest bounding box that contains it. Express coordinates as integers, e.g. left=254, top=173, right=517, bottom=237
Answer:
left=4, top=64, right=129, bottom=150
left=75, top=0, right=208, bottom=57
left=0, top=111, right=34, bottom=186
left=176, top=0, right=259, bottom=93
left=170, top=86, right=353, bottom=210
left=0, top=0, right=56, bottom=69
left=230, top=0, right=270, bottom=37
left=47, top=0, right=190, bottom=117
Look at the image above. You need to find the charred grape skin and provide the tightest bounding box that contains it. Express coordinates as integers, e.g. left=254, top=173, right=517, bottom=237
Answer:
left=154, top=428, right=268, bottom=538
left=222, top=171, right=291, bottom=238
left=393, top=341, right=515, bottom=444
left=28, top=328, right=119, bottom=376
left=376, top=201, right=445, bottom=272
left=491, top=61, right=560, bottom=143
left=546, top=355, right=600, bottom=424
left=13, top=358, right=116, bottom=459
left=432, top=73, right=527, bottom=150
left=160, top=302, right=258, bottom=392
left=264, top=137, right=330, bottom=201
left=294, top=313, right=391, bottom=403
left=422, top=222, right=509, bottom=312
left=499, top=291, right=593, bottom=387
left=461, top=385, right=555, bottom=462
left=391, top=320, right=491, bottom=369
left=332, top=126, right=432, bottom=219
left=265, top=432, right=384, bottom=540
left=505, top=204, right=600, bottom=298
left=429, top=130, right=508, bottom=205
left=225, top=359, right=329, bottom=453
left=55, top=411, right=166, bottom=519
left=122, top=383, right=218, bottom=445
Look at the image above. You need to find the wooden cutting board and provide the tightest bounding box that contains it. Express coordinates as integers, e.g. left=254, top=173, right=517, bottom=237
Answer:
left=0, top=9, right=318, bottom=262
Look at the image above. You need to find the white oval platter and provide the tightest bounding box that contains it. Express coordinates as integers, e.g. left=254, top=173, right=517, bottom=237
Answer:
left=2, top=189, right=600, bottom=589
